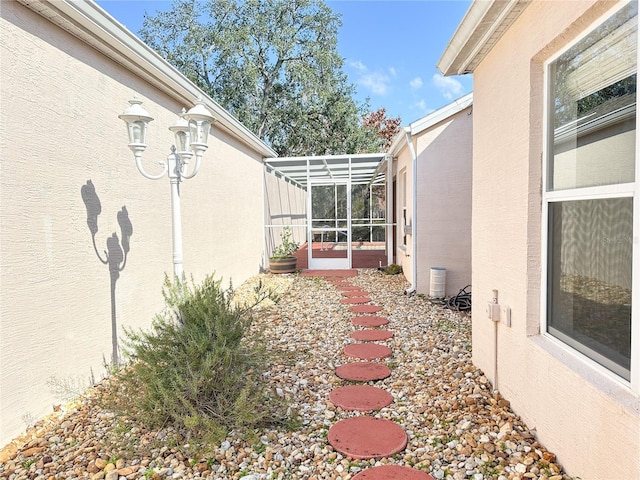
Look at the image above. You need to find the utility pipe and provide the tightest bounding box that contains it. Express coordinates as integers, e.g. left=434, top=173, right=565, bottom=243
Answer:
left=404, top=127, right=418, bottom=295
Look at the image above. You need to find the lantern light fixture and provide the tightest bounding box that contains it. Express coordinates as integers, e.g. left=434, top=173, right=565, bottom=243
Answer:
left=119, top=95, right=216, bottom=278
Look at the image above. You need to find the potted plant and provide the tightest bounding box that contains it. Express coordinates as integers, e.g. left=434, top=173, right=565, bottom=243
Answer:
left=269, top=227, right=300, bottom=274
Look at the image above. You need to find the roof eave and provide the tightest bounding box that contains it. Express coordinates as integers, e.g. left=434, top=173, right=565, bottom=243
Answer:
left=437, top=0, right=531, bottom=76
left=17, top=0, right=278, bottom=158
left=388, top=92, right=474, bottom=157
left=409, top=93, right=473, bottom=135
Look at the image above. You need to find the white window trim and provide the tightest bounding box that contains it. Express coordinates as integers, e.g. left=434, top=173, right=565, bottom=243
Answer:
left=540, top=0, right=639, bottom=394
left=400, top=168, right=408, bottom=248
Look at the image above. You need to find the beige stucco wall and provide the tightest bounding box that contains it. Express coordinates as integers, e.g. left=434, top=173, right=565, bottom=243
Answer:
left=471, top=1, right=639, bottom=478
left=1, top=2, right=268, bottom=445
left=394, top=107, right=472, bottom=297
left=394, top=147, right=414, bottom=281
left=415, top=108, right=472, bottom=296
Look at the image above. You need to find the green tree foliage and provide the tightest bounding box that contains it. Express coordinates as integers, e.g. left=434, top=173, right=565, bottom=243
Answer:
left=140, top=0, right=382, bottom=156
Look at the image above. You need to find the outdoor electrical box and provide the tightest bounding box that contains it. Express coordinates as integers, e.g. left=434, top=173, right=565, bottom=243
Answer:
left=486, top=302, right=500, bottom=322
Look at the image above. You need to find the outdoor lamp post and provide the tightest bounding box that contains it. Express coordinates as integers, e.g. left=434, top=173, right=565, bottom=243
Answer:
left=119, top=96, right=216, bottom=279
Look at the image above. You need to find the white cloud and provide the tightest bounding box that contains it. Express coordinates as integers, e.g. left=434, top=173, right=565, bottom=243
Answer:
left=360, top=71, right=391, bottom=95
left=389, top=67, right=397, bottom=77
left=348, top=60, right=367, bottom=72
left=413, top=99, right=435, bottom=117
left=347, top=60, right=392, bottom=96
left=432, top=73, right=463, bottom=100
left=409, top=77, right=423, bottom=90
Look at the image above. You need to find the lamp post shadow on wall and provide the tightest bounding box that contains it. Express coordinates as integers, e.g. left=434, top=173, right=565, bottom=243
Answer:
left=81, top=180, right=132, bottom=366
left=119, top=96, right=216, bottom=279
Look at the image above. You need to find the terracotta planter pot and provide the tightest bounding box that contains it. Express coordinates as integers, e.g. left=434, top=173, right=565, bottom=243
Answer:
left=269, top=256, right=297, bottom=274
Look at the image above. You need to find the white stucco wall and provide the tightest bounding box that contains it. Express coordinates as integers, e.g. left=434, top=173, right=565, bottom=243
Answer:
left=394, top=148, right=414, bottom=281
left=393, top=105, right=472, bottom=297
left=471, top=1, right=640, bottom=478
left=415, top=108, right=472, bottom=297
left=1, top=1, right=268, bottom=445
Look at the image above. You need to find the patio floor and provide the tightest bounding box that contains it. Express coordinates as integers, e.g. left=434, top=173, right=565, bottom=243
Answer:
left=294, top=242, right=389, bottom=269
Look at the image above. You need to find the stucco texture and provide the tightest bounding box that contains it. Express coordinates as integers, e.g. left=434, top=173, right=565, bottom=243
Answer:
left=394, top=107, right=472, bottom=297
left=471, top=1, right=639, bottom=478
left=1, top=2, right=268, bottom=444
left=415, top=109, right=472, bottom=297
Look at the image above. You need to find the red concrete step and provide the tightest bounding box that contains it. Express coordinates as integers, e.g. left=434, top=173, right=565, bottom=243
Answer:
left=350, top=329, right=394, bottom=341
left=352, top=466, right=435, bottom=479
left=337, top=285, right=361, bottom=291
left=343, top=343, right=392, bottom=360
left=328, top=417, right=407, bottom=459
left=350, top=305, right=382, bottom=314
left=341, top=290, right=369, bottom=297
left=351, top=316, right=389, bottom=327
left=340, top=297, right=372, bottom=304
left=329, top=385, right=393, bottom=411
left=335, top=362, right=391, bottom=381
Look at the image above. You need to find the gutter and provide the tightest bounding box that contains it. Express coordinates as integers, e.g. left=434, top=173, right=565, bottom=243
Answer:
left=404, top=127, right=418, bottom=295
left=437, top=0, right=530, bottom=76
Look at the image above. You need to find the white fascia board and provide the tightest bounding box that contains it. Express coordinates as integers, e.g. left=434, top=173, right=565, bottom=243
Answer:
left=388, top=92, right=473, bottom=156
left=437, top=0, right=530, bottom=76
left=269, top=153, right=387, bottom=162
left=409, top=92, right=473, bottom=135
left=18, top=0, right=277, bottom=158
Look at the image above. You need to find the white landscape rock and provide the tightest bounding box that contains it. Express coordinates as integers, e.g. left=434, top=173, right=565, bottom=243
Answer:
left=0, top=271, right=571, bottom=480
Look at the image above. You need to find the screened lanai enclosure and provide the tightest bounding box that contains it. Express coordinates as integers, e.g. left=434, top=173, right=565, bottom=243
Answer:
left=264, top=154, right=394, bottom=270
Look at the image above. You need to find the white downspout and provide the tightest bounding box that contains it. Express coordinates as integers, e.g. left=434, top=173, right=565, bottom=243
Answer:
left=405, top=127, right=418, bottom=295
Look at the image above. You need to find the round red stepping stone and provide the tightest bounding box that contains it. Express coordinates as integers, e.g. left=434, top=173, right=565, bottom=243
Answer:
left=343, top=343, right=392, bottom=360
left=342, top=290, right=369, bottom=297
left=352, top=466, right=435, bottom=479
left=340, top=297, right=371, bottom=304
left=329, top=385, right=393, bottom=411
left=351, top=329, right=394, bottom=341
left=351, top=316, right=389, bottom=327
left=350, top=305, right=382, bottom=313
left=328, top=417, right=407, bottom=459
left=335, top=362, right=391, bottom=381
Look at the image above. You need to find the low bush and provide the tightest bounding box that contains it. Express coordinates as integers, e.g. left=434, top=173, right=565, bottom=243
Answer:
left=109, top=275, right=288, bottom=443
left=383, top=264, right=403, bottom=275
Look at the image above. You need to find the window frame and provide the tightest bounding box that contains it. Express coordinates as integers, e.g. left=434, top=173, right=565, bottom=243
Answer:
left=400, top=168, right=408, bottom=248
left=540, top=0, right=639, bottom=393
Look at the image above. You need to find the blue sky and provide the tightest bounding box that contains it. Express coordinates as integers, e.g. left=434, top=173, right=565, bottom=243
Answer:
left=97, top=0, right=473, bottom=125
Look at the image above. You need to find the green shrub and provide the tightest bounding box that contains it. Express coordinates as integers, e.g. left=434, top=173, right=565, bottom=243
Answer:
left=112, top=275, right=287, bottom=442
left=383, top=264, right=403, bottom=275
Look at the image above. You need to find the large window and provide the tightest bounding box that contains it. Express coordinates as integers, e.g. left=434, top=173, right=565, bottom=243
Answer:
left=545, top=2, right=637, bottom=382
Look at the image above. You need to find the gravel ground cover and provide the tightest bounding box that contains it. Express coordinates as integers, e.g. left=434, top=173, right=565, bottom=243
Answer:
left=0, top=270, right=571, bottom=480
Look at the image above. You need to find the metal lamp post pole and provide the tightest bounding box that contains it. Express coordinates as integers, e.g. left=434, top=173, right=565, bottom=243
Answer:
left=168, top=150, right=184, bottom=278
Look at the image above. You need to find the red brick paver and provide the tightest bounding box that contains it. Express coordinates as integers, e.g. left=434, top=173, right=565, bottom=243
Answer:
left=329, top=385, right=393, bottom=411
left=350, top=329, right=394, bottom=341
left=343, top=343, right=392, bottom=360
left=335, top=362, right=391, bottom=381
left=351, top=316, right=389, bottom=327
left=328, top=417, right=407, bottom=459
left=349, top=304, right=382, bottom=313
left=352, top=466, right=435, bottom=479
